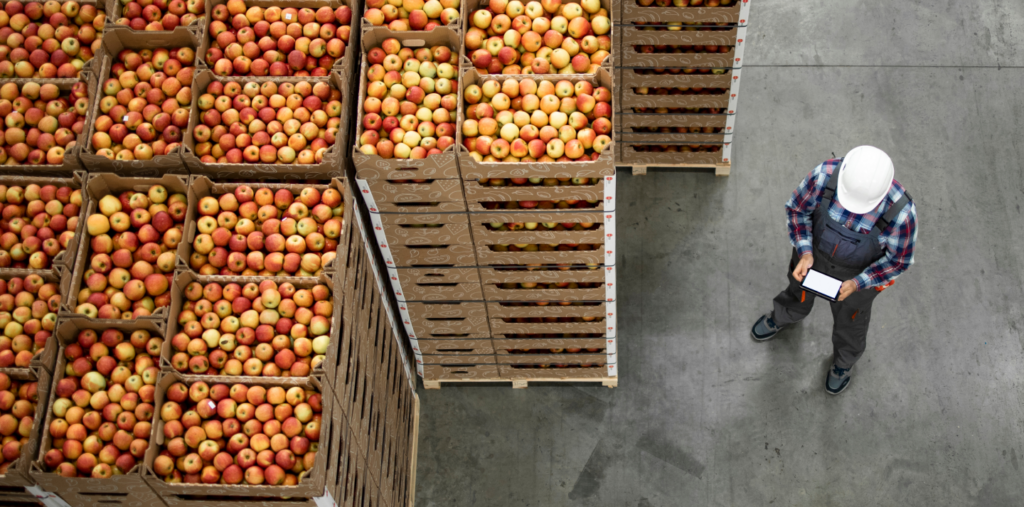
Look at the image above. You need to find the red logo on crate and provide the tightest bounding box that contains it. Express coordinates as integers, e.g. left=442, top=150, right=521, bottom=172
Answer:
left=606, top=267, right=612, bottom=271
left=736, top=58, right=741, bottom=62
left=727, top=127, right=732, bottom=130
left=731, top=94, right=737, bottom=98
left=404, top=321, right=410, bottom=324
left=380, top=244, right=387, bottom=248
left=391, top=276, right=397, bottom=280
left=608, top=327, right=613, bottom=331
left=724, top=158, right=730, bottom=162
left=606, top=250, right=613, bottom=254
left=607, top=283, right=613, bottom=287
left=609, top=365, right=615, bottom=369
left=386, top=260, right=393, bottom=264
left=376, top=226, right=382, bottom=230
left=606, top=215, right=612, bottom=219
left=606, top=176, right=612, bottom=181
left=733, top=76, right=739, bottom=80
left=729, top=110, right=735, bottom=113
left=608, top=339, right=613, bottom=343
left=396, top=292, right=402, bottom=296
left=370, top=207, right=377, bottom=212
left=400, top=306, right=406, bottom=310
left=738, top=39, right=744, bottom=43
left=362, top=189, right=369, bottom=193
left=416, top=359, right=422, bottom=364
left=607, top=298, right=613, bottom=302
left=606, top=234, right=612, bottom=238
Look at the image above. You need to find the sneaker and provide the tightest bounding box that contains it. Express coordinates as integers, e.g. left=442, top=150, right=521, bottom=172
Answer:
left=750, top=312, right=783, bottom=341
left=825, top=364, right=852, bottom=395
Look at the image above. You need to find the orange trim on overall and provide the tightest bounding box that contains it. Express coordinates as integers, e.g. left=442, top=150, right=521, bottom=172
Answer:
left=801, top=290, right=806, bottom=303
left=851, top=310, right=859, bottom=320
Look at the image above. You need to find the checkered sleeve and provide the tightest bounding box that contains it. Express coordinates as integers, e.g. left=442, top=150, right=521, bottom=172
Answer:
left=854, top=201, right=918, bottom=289
left=785, top=162, right=831, bottom=257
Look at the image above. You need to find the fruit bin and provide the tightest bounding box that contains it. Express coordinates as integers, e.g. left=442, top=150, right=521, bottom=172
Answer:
left=386, top=266, right=483, bottom=301
left=367, top=211, right=473, bottom=246
left=415, top=338, right=494, bottom=354
left=489, top=316, right=608, bottom=335
left=179, top=176, right=350, bottom=277
left=354, top=177, right=466, bottom=204
left=79, top=28, right=197, bottom=175
left=617, top=141, right=731, bottom=167
left=104, top=0, right=206, bottom=39
left=616, top=0, right=750, bottom=24
left=398, top=301, right=491, bottom=339
left=161, top=270, right=343, bottom=384
left=468, top=209, right=607, bottom=244
left=486, top=298, right=616, bottom=334
left=491, top=336, right=608, bottom=351
left=495, top=350, right=606, bottom=363
left=419, top=353, right=494, bottom=364
left=462, top=175, right=606, bottom=206
left=0, top=364, right=52, bottom=489
left=465, top=172, right=617, bottom=213
left=0, top=270, right=65, bottom=376
left=61, top=173, right=190, bottom=322
left=618, top=67, right=736, bottom=89
left=0, top=172, right=90, bottom=275
left=455, top=67, right=615, bottom=178
left=616, top=110, right=734, bottom=142
left=180, top=70, right=350, bottom=178
left=497, top=361, right=613, bottom=379
left=460, top=0, right=614, bottom=77
left=350, top=27, right=463, bottom=179
left=359, top=0, right=461, bottom=35
left=141, top=371, right=345, bottom=507
left=378, top=242, right=479, bottom=267
left=0, top=0, right=107, bottom=84
left=28, top=318, right=169, bottom=507
left=478, top=265, right=612, bottom=300
left=0, top=72, right=99, bottom=176
left=420, top=363, right=500, bottom=381
left=195, top=0, right=358, bottom=82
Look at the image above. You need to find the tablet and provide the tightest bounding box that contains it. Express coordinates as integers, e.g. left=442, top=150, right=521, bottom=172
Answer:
left=801, top=269, right=843, bottom=301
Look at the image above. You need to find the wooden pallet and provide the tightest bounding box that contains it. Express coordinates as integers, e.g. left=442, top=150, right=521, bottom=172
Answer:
left=624, top=162, right=731, bottom=176
left=421, top=377, right=618, bottom=389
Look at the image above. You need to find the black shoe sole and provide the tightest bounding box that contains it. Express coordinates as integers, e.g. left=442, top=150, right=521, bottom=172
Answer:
left=825, top=375, right=851, bottom=395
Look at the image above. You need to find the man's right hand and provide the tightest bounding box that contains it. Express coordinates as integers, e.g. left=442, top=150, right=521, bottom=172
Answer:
left=792, top=253, right=814, bottom=282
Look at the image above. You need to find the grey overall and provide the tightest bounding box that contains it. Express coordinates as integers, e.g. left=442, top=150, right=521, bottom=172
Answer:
left=772, top=166, right=911, bottom=369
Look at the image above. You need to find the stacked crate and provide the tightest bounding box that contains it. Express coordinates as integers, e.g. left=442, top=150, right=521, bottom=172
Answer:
left=614, top=0, right=751, bottom=175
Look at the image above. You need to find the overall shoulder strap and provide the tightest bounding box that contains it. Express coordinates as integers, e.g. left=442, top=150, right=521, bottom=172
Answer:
left=873, top=190, right=912, bottom=234
left=821, top=159, right=842, bottom=208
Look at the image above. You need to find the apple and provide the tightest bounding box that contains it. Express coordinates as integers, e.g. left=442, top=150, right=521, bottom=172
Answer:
left=364, top=0, right=454, bottom=28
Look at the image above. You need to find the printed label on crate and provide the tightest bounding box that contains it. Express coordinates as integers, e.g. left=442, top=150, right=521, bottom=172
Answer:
left=314, top=487, right=339, bottom=507
left=607, top=356, right=617, bottom=377
left=739, top=0, right=751, bottom=25
left=604, top=265, right=617, bottom=306
left=386, top=267, right=409, bottom=302
left=26, top=486, right=73, bottom=507
left=603, top=209, right=617, bottom=266
left=355, top=178, right=381, bottom=213
left=606, top=299, right=617, bottom=336
left=396, top=302, right=419, bottom=339
left=416, top=360, right=424, bottom=376
left=603, top=170, right=617, bottom=212
left=722, top=142, right=734, bottom=165
left=733, top=33, right=747, bottom=74
left=605, top=337, right=617, bottom=355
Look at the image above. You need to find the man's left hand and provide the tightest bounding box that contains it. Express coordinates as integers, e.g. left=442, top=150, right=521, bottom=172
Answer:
left=837, top=280, right=858, bottom=301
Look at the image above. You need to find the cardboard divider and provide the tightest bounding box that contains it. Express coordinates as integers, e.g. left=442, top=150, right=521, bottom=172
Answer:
left=29, top=318, right=167, bottom=507
left=478, top=266, right=605, bottom=283
left=416, top=339, right=494, bottom=354
left=351, top=28, right=463, bottom=179
left=105, top=0, right=205, bottom=41
left=469, top=210, right=607, bottom=244
left=498, top=363, right=612, bottom=379
left=0, top=172, right=89, bottom=274
left=60, top=173, right=190, bottom=322
left=0, top=72, right=99, bottom=176
left=80, top=29, right=196, bottom=175
left=400, top=301, right=490, bottom=338
left=0, top=365, right=51, bottom=488
left=616, top=112, right=733, bottom=130
left=421, top=363, right=500, bottom=380
left=456, top=67, right=615, bottom=178
left=617, top=2, right=745, bottom=24
left=180, top=70, right=349, bottom=179
left=162, top=270, right=343, bottom=385
left=180, top=175, right=349, bottom=275
left=142, top=370, right=341, bottom=504
left=617, top=131, right=730, bottom=143
left=389, top=267, right=483, bottom=301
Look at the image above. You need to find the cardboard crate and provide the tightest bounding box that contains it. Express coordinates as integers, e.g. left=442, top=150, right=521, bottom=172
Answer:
left=162, top=270, right=343, bottom=383
left=479, top=264, right=616, bottom=302
left=368, top=212, right=473, bottom=246
left=620, top=86, right=731, bottom=109
left=0, top=172, right=89, bottom=274
left=398, top=301, right=490, bottom=339
left=495, top=351, right=606, bottom=364
left=616, top=111, right=734, bottom=142
left=381, top=243, right=478, bottom=267
left=617, top=1, right=748, bottom=24
left=415, top=339, right=494, bottom=354
left=420, top=353, right=494, bottom=364
left=618, top=68, right=736, bottom=89
left=355, top=177, right=465, bottom=205
left=179, top=176, right=350, bottom=276
left=617, top=24, right=741, bottom=47
left=0, top=0, right=106, bottom=83
left=420, top=363, right=499, bottom=381
left=0, top=365, right=51, bottom=488
left=29, top=319, right=167, bottom=507
left=462, top=177, right=606, bottom=205
left=79, top=30, right=195, bottom=175
left=498, top=362, right=615, bottom=379
left=351, top=28, right=462, bottom=179
left=104, top=0, right=205, bottom=41
left=468, top=210, right=607, bottom=245
left=142, top=371, right=343, bottom=506
left=456, top=68, right=615, bottom=180
left=358, top=10, right=460, bottom=37
left=475, top=245, right=604, bottom=266
left=0, top=488, right=41, bottom=505
left=386, top=267, right=482, bottom=301
left=492, top=337, right=608, bottom=351
left=365, top=201, right=468, bottom=214
left=487, top=299, right=616, bottom=336
left=0, top=72, right=99, bottom=176
left=465, top=171, right=617, bottom=213
left=60, top=173, right=190, bottom=322
left=180, top=70, right=349, bottom=179
left=617, top=142, right=731, bottom=166
left=489, top=319, right=608, bottom=336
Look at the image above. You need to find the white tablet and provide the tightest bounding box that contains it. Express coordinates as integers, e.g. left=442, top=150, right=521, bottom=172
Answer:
left=801, top=269, right=843, bottom=301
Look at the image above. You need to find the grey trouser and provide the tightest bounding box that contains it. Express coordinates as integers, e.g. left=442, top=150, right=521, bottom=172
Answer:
left=771, top=250, right=877, bottom=369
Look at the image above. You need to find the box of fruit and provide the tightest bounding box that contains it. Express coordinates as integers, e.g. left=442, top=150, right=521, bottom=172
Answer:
left=180, top=70, right=349, bottom=179
left=421, top=363, right=500, bottom=380
left=490, top=316, right=608, bottom=335
left=387, top=266, right=482, bottom=301
left=80, top=28, right=197, bottom=174
left=141, top=371, right=345, bottom=505
left=0, top=270, right=68, bottom=375
left=179, top=176, right=349, bottom=278
left=467, top=210, right=606, bottom=244
left=0, top=174, right=89, bottom=276
left=620, top=38, right=741, bottom=69
left=382, top=243, right=478, bottom=267
left=498, top=361, right=613, bottom=378
left=618, top=66, right=736, bottom=89
left=105, top=0, right=206, bottom=39
left=0, top=0, right=107, bottom=83
left=370, top=212, right=472, bottom=246
left=617, top=0, right=747, bottom=24
left=0, top=72, right=99, bottom=176
left=29, top=318, right=169, bottom=507
left=462, top=0, right=612, bottom=76
left=415, top=338, right=493, bottom=354
left=351, top=27, right=463, bottom=180
left=462, top=175, right=606, bottom=204
left=354, top=177, right=465, bottom=204
left=198, top=0, right=357, bottom=84
left=495, top=349, right=605, bottom=363
left=492, top=336, right=607, bottom=350
left=617, top=141, right=729, bottom=166
left=62, top=173, right=190, bottom=322
left=0, top=363, right=52, bottom=488
left=456, top=67, right=614, bottom=179
left=478, top=266, right=606, bottom=300
left=615, top=110, right=734, bottom=142
left=360, top=0, right=460, bottom=34
left=399, top=301, right=491, bottom=339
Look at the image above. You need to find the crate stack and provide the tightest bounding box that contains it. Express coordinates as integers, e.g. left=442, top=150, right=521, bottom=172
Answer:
left=354, top=11, right=619, bottom=387
left=613, top=0, right=751, bottom=175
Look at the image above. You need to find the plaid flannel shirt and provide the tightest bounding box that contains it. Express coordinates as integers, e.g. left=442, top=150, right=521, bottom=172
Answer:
left=786, top=159, right=918, bottom=290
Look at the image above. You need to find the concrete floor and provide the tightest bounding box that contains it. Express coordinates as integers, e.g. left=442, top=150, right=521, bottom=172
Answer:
left=413, top=2, right=1024, bottom=505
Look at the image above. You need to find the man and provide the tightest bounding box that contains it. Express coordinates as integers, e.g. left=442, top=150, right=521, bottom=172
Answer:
left=751, top=146, right=918, bottom=395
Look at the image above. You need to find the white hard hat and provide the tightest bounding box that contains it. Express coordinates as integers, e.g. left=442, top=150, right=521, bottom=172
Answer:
left=837, top=146, right=894, bottom=214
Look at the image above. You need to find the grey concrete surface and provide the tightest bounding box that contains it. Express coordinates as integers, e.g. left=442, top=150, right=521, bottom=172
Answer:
left=413, top=3, right=1024, bottom=506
